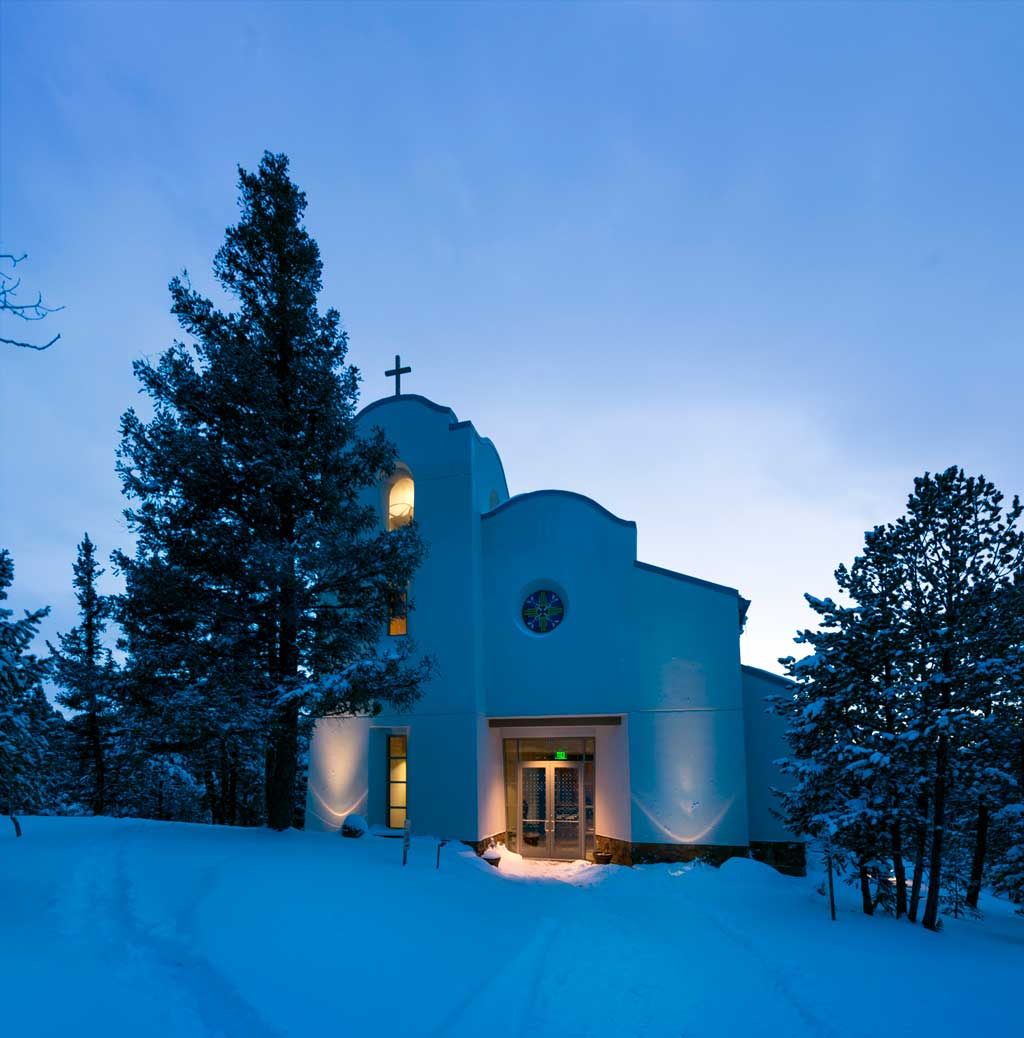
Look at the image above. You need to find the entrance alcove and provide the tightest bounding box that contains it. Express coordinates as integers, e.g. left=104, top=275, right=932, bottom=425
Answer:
left=502, top=737, right=595, bottom=860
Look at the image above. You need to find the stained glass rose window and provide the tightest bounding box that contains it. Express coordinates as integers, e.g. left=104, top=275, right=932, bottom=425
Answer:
left=522, top=589, right=565, bottom=634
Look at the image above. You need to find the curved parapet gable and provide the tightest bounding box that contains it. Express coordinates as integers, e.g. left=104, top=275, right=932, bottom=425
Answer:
left=357, top=393, right=459, bottom=425
left=483, top=488, right=636, bottom=528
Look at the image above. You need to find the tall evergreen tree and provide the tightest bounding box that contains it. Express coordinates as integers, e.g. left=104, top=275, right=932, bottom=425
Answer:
left=116, top=152, right=430, bottom=829
left=0, top=549, right=52, bottom=835
left=775, top=467, right=1024, bottom=929
left=49, top=533, right=115, bottom=814
left=894, top=469, right=1023, bottom=930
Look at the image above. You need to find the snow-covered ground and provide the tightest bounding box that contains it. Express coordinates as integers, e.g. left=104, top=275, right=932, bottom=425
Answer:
left=2, top=818, right=1020, bottom=1037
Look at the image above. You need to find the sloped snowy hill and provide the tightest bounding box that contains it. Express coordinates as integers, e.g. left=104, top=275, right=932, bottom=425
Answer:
left=1, top=817, right=1020, bottom=1037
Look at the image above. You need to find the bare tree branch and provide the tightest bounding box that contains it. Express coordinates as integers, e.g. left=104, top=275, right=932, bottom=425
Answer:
left=0, top=332, right=62, bottom=351
left=1, top=251, right=63, bottom=351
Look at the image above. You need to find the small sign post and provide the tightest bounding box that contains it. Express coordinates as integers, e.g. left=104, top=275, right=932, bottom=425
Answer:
left=402, top=817, right=411, bottom=866
left=436, top=838, right=449, bottom=869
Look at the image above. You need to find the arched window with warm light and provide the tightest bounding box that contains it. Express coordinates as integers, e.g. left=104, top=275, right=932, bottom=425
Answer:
left=387, top=474, right=415, bottom=530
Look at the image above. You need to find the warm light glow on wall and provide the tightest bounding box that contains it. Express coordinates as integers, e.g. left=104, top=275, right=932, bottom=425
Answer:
left=388, top=477, right=415, bottom=530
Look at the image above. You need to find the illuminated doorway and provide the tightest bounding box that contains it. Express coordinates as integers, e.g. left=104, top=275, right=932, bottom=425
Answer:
left=504, top=737, right=594, bottom=860
left=520, top=761, right=583, bottom=859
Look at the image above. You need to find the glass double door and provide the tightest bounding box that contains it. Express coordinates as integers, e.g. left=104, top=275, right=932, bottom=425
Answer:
left=519, top=761, right=583, bottom=860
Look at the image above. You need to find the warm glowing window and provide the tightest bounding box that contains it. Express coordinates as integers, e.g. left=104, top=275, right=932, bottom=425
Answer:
left=388, top=590, right=407, bottom=636
left=387, top=476, right=415, bottom=530
left=387, top=734, right=407, bottom=829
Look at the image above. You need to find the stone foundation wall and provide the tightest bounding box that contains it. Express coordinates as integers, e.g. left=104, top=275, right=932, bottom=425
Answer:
left=749, top=840, right=806, bottom=876
left=594, top=834, right=633, bottom=866
left=466, top=832, right=507, bottom=854
left=468, top=833, right=805, bottom=876
left=595, top=835, right=805, bottom=874
left=629, top=842, right=750, bottom=867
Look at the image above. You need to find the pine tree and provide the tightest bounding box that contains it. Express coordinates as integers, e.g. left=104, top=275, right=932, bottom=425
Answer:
left=116, top=152, right=430, bottom=830
left=987, top=578, right=1024, bottom=912
left=893, top=469, right=1023, bottom=930
left=0, top=549, right=52, bottom=835
left=775, top=467, right=1024, bottom=928
left=49, top=533, right=115, bottom=814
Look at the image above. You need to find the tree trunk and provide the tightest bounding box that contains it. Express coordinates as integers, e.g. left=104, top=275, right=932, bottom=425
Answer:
left=965, top=804, right=989, bottom=909
left=266, top=700, right=299, bottom=830
left=205, top=765, right=220, bottom=826
left=227, top=747, right=238, bottom=827
left=908, top=794, right=928, bottom=923
left=826, top=848, right=837, bottom=921
left=892, top=820, right=908, bottom=919
left=87, top=700, right=106, bottom=815
left=859, top=859, right=875, bottom=916
left=922, top=735, right=949, bottom=931
left=8, top=814, right=22, bottom=838
left=266, top=553, right=300, bottom=831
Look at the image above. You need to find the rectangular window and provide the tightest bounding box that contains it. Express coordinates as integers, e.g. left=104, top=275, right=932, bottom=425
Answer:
left=388, top=590, right=407, bottom=636
left=503, top=739, right=518, bottom=853
left=387, top=734, right=407, bottom=829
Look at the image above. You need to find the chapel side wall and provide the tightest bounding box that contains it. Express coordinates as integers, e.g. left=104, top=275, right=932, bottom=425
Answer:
left=625, top=566, right=750, bottom=849
left=741, top=667, right=799, bottom=845
left=305, top=715, right=371, bottom=831
left=631, top=566, right=744, bottom=711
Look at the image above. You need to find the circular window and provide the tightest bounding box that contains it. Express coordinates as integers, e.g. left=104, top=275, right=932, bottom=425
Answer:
left=522, top=589, right=566, bottom=634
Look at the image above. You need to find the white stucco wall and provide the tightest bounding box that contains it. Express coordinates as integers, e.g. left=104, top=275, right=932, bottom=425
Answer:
left=627, top=710, right=750, bottom=846
left=305, top=715, right=371, bottom=832
left=741, top=666, right=796, bottom=843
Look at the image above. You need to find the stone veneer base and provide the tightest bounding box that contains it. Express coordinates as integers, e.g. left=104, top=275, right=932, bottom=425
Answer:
left=468, top=834, right=806, bottom=877
left=466, top=832, right=507, bottom=855
left=595, top=835, right=805, bottom=875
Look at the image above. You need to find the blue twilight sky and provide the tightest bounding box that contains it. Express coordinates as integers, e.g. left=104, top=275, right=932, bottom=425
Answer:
left=2, top=1, right=1023, bottom=676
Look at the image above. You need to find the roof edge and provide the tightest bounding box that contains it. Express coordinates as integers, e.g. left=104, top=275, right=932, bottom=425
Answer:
left=483, top=489, right=636, bottom=528
left=633, top=560, right=739, bottom=597
left=740, top=664, right=796, bottom=689
left=356, top=394, right=458, bottom=423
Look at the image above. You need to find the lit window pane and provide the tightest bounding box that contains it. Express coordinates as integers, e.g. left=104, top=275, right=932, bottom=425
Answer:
left=390, top=758, right=407, bottom=782
left=388, top=477, right=415, bottom=530
left=389, top=783, right=407, bottom=808
left=389, top=615, right=408, bottom=636
left=389, top=735, right=407, bottom=756
left=389, top=808, right=406, bottom=829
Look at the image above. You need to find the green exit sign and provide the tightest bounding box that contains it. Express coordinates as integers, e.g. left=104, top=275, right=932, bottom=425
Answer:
left=555, top=750, right=567, bottom=760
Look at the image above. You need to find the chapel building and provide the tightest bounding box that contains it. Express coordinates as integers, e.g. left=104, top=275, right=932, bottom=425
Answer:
left=305, top=386, right=803, bottom=872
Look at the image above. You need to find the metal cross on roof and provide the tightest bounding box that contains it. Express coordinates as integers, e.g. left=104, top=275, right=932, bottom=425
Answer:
left=385, top=353, right=411, bottom=396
